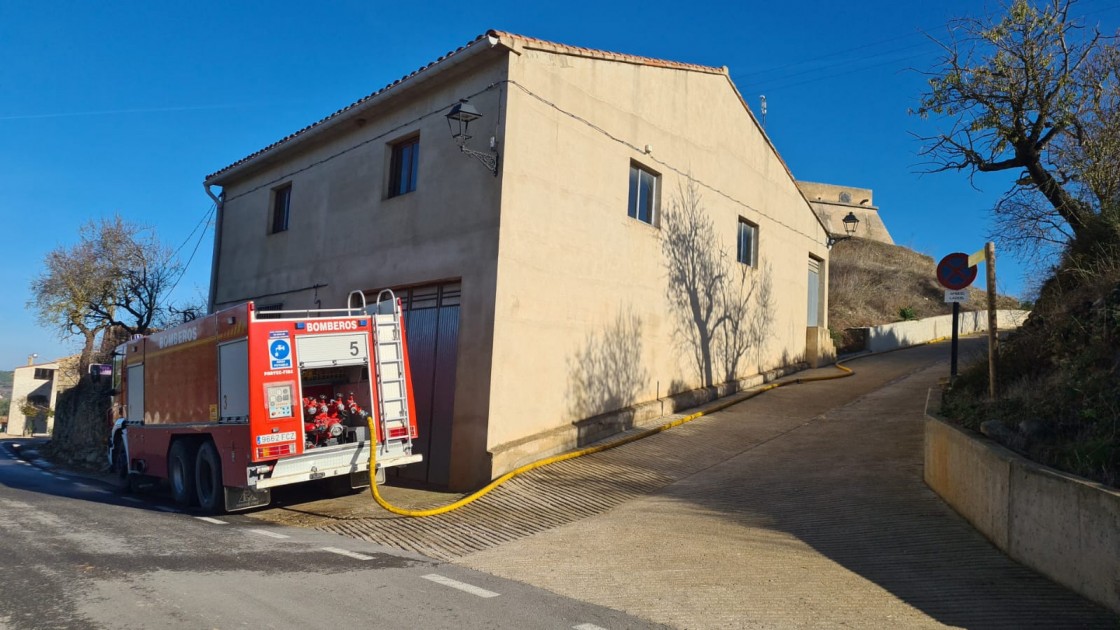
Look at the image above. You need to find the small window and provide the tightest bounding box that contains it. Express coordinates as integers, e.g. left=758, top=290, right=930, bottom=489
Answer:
left=33, top=368, right=54, bottom=381
left=271, top=184, right=292, bottom=234
left=389, top=136, right=420, bottom=198
left=627, top=163, right=659, bottom=225
left=737, top=218, right=758, bottom=266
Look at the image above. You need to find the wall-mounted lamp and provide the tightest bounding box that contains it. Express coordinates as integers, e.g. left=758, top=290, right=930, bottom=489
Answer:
left=826, top=211, right=860, bottom=248
left=446, top=99, right=499, bottom=176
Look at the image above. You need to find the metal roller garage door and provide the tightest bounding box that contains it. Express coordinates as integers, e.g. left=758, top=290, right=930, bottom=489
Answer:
left=393, top=282, right=460, bottom=486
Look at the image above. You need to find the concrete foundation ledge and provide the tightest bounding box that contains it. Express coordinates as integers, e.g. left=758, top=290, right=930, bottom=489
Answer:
left=490, top=362, right=806, bottom=476
left=924, top=413, right=1120, bottom=613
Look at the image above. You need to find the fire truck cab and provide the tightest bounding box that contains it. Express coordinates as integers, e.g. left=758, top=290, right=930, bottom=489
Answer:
left=103, top=291, right=421, bottom=512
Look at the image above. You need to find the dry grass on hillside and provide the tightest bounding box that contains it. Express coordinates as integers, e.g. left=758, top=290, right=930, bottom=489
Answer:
left=828, top=238, right=1020, bottom=335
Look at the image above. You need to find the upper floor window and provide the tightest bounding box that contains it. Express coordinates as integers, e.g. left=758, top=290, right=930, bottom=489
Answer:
left=33, top=368, right=54, bottom=381
left=737, top=218, right=758, bottom=267
left=271, top=184, right=292, bottom=234
left=627, top=163, right=659, bottom=225
left=389, top=135, right=420, bottom=198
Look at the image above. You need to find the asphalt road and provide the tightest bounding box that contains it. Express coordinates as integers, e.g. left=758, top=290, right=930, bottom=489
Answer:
left=0, top=440, right=663, bottom=629
left=3, top=337, right=1114, bottom=628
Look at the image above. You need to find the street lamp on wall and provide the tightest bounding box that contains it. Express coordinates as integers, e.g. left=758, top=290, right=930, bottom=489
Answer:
left=826, top=211, right=860, bottom=248
left=445, top=99, right=499, bottom=176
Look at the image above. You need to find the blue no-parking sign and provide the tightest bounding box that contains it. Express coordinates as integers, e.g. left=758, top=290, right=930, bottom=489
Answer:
left=937, top=252, right=978, bottom=291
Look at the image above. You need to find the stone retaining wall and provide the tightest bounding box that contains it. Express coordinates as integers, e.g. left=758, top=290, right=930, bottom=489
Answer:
left=924, top=413, right=1120, bottom=613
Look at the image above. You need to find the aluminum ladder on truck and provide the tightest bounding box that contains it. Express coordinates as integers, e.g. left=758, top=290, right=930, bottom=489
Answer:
left=370, top=290, right=416, bottom=477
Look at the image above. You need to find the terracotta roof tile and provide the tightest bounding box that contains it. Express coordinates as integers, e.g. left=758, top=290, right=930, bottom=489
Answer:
left=205, top=30, right=726, bottom=183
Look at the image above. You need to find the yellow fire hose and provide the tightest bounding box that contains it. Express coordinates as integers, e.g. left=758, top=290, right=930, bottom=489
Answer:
left=368, top=360, right=854, bottom=518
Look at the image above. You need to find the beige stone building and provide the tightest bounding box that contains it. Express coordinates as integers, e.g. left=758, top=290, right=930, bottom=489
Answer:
left=797, top=181, right=894, bottom=244
left=6, top=356, right=78, bottom=436
left=204, top=31, right=834, bottom=490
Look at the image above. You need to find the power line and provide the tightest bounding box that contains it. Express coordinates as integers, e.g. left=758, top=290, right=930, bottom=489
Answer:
left=752, top=50, right=932, bottom=94
left=215, top=78, right=828, bottom=249
left=162, top=204, right=216, bottom=306
left=220, top=83, right=503, bottom=205
left=505, top=81, right=826, bottom=245
left=171, top=201, right=215, bottom=258
left=731, top=3, right=1120, bottom=95
left=732, top=33, right=935, bottom=82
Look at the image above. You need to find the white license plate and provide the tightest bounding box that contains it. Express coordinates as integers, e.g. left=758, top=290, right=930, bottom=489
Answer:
left=257, top=431, right=297, bottom=445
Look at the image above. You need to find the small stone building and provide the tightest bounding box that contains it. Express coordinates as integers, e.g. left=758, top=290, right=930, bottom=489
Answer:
left=6, top=356, right=78, bottom=436
left=797, top=181, right=893, bottom=244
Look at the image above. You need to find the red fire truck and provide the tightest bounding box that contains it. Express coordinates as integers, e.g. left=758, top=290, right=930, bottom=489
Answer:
left=99, top=291, right=421, bottom=513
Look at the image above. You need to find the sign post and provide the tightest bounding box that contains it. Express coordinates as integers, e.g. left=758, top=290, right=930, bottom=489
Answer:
left=985, top=242, right=999, bottom=400
left=937, top=252, right=978, bottom=379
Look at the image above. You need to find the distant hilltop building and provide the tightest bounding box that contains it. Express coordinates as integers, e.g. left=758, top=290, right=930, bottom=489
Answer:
left=797, top=181, right=893, bottom=245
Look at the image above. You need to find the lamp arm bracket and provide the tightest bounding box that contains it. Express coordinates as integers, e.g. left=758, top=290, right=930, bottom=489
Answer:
left=460, top=145, right=499, bottom=176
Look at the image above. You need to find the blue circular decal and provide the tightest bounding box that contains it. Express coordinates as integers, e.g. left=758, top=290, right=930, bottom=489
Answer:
left=270, top=339, right=291, bottom=360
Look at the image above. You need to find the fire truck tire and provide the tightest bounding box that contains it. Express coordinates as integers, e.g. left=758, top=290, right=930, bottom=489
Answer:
left=111, top=435, right=128, bottom=479
left=168, top=440, right=198, bottom=507
left=111, top=435, right=134, bottom=493
left=195, top=441, right=224, bottom=514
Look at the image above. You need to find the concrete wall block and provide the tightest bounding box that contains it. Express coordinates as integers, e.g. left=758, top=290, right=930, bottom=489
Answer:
left=866, top=310, right=1029, bottom=353
left=1008, top=462, right=1120, bottom=612
left=924, top=416, right=1012, bottom=550
left=925, top=413, right=1120, bottom=614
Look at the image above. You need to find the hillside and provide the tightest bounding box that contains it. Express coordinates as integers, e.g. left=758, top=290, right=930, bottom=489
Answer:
left=0, top=369, right=12, bottom=397
left=828, top=238, right=1020, bottom=345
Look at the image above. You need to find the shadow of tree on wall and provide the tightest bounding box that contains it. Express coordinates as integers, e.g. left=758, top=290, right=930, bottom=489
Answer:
left=661, top=180, right=776, bottom=388
left=565, top=309, right=649, bottom=445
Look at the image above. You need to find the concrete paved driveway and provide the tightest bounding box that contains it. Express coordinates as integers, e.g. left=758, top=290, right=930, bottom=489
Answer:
left=456, top=339, right=1117, bottom=628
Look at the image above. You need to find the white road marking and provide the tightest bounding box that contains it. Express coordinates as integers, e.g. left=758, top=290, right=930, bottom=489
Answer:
left=421, top=574, right=500, bottom=598
left=249, top=529, right=290, bottom=539
left=574, top=624, right=609, bottom=630
left=195, top=516, right=227, bottom=525
left=321, top=547, right=373, bottom=560
left=74, top=484, right=110, bottom=494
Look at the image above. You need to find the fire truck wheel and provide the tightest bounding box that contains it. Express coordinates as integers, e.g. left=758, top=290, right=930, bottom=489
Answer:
left=195, top=441, right=224, bottom=514
left=168, top=440, right=198, bottom=507
left=112, top=436, right=128, bottom=479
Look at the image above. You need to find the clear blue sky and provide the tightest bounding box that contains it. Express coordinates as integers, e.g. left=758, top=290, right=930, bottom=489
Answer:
left=2, top=1, right=1118, bottom=369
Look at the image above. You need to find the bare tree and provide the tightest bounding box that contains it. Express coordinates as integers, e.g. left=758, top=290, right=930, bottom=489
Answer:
left=88, top=217, right=182, bottom=336
left=28, top=237, right=112, bottom=371
left=915, top=0, right=1118, bottom=253
left=29, top=216, right=189, bottom=366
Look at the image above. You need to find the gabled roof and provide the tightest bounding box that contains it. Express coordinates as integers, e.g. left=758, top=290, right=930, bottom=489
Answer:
left=491, top=30, right=725, bottom=75
left=204, top=30, right=726, bottom=184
